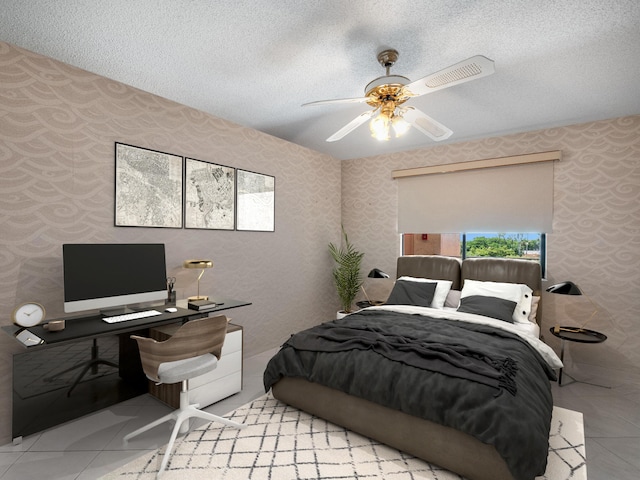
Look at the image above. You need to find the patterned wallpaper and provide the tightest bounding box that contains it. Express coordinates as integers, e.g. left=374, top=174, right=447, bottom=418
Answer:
left=342, top=115, right=640, bottom=374
left=0, top=42, right=342, bottom=443
left=1, top=40, right=639, bottom=444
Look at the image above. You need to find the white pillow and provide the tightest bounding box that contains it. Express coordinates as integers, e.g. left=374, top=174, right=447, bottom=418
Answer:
left=397, top=276, right=453, bottom=309
left=460, top=279, right=533, bottom=324
left=528, top=296, right=540, bottom=323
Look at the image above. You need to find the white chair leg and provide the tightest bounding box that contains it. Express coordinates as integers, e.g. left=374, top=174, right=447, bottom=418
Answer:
left=123, top=411, right=178, bottom=443
left=128, top=381, right=245, bottom=476
left=157, top=411, right=189, bottom=476
left=189, top=406, right=246, bottom=429
left=156, top=404, right=245, bottom=476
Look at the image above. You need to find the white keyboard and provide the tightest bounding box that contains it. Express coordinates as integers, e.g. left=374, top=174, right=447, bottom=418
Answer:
left=102, top=310, right=162, bottom=324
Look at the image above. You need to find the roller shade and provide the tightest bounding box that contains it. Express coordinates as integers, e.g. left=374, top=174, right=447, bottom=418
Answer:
left=396, top=155, right=556, bottom=233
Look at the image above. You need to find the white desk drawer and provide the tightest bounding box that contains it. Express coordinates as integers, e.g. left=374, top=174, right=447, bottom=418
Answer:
left=221, top=329, right=242, bottom=355
left=190, top=372, right=242, bottom=407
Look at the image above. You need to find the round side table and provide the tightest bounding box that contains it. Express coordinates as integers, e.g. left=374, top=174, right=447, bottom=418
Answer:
left=549, top=326, right=608, bottom=387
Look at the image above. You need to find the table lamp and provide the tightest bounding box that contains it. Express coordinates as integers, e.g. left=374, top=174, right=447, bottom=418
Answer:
left=360, top=268, right=390, bottom=306
left=183, top=259, right=213, bottom=301
left=368, top=268, right=390, bottom=279
left=546, top=281, right=595, bottom=333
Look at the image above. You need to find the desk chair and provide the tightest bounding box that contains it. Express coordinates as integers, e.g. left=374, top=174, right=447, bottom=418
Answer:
left=124, top=314, right=245, bottom=475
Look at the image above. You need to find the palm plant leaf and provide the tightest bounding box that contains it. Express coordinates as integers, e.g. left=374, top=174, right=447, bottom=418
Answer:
left=329, top=228, right=363, bottom=313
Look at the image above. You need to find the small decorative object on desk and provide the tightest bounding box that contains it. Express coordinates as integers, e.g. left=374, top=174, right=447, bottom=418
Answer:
left=12, top=302, right=46, bottom=328
left=187, top=299, right=219, bottom=311
left=166, top=276, right=176, bottom=304
left=43, top=320, right=65, bottom=332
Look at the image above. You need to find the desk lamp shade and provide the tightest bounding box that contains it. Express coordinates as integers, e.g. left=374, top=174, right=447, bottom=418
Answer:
left=360, top=268, right=390, bottom=306
left=546, top=281, right=582, bottom=295
left=183, top=259, right=213, bottom=301
left=547, top=281, right=592, bottom=333
left=368, top=268, right=390, bottom=279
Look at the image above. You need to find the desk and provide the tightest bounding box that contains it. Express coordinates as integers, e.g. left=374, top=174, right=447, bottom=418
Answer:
left=3, top=298, right=250, bottom=441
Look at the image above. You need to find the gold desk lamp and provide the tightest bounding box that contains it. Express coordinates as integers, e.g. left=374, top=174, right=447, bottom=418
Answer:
left=183, top=259, right=213, bottom=301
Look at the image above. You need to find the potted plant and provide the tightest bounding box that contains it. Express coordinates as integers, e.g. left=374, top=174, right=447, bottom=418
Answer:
left=328, top=227, right=364, bottom=317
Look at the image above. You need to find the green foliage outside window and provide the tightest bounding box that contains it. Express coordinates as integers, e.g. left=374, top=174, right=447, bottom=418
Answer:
left=464, top=233, right=540, bottom=259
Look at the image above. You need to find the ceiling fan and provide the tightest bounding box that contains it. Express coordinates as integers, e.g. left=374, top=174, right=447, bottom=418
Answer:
left=303, top=49, right=495, bottom=142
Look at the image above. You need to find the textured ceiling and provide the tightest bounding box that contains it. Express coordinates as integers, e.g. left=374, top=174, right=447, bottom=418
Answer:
left=2, top=0, right=639, bottom=160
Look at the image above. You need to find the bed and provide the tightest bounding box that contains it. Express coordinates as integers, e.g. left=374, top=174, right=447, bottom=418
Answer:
left=264, top=255, right=562, bottom=480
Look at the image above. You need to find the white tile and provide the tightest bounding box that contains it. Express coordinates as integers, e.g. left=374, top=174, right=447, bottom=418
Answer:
left=1, top=451, right=98, bottom=480
left=0, top=453, right=24, bottom=478
left=29, top=406, right=143, bottom=452
left=76, top=449, right=155, bottom=479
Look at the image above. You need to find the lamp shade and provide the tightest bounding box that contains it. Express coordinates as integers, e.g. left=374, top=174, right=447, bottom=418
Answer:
left=183, top=259, right=213, bottom=301
left=368, top=268, right=390, bottom=279
left=183, top=259, right=213, bottom=269
left=546, top=281, right=582, bottom=295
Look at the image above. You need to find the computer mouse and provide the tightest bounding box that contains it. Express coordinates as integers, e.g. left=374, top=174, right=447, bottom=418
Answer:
left=165, top=307, right=178, bottom=313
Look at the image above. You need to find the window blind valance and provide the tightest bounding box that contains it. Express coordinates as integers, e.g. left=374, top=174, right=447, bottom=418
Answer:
left=395, top=151, right=559, bottom=234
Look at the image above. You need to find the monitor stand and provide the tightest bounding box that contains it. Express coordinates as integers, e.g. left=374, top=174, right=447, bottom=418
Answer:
left=100, top=306, right=136, bottom=317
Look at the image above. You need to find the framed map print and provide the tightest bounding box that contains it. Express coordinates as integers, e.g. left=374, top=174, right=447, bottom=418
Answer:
left=114, top=143, right=183, bottom=228
left=236, top=169, right=275, bottom=232
left=185, top=158, right=235, bottom=230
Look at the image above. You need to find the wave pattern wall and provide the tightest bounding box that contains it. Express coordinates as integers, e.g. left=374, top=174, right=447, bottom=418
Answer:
left=342, top=116, right=640, bottom=369
left=0, top=41, right=341, bottom=444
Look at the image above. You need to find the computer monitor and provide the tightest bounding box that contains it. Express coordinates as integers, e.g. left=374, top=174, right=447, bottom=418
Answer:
left=63, top=243, right=167, bottom=314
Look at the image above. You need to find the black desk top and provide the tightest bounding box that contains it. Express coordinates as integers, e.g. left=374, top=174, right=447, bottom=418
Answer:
left=3, top=297, right=251, bottom=348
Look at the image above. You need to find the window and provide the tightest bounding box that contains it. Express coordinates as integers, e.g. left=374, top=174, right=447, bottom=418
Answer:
left=402, top=232, right=546, bottom=277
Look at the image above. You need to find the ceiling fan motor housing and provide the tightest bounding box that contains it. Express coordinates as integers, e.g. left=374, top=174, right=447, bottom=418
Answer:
left=365, top=76, right=411, bottom=107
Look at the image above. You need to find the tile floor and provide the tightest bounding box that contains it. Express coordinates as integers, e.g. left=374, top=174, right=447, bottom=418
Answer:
left=1, top=349, right=640, bottom=479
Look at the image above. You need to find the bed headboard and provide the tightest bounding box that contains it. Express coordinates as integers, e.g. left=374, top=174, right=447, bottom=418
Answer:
left=461, top=257, right=542, bottom=297
left=396, top=255, right=462, bottom=290
left=395, top=255, right=542, bottom=324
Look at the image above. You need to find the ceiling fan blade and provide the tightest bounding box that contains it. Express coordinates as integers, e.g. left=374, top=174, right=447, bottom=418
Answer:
left=402, top=107, right=453, bottom=141
left=404, top=55, right=495, bottom=97
left=326, top=109, right=377, bottom=142
left=303, top=97, right=370, bottom=107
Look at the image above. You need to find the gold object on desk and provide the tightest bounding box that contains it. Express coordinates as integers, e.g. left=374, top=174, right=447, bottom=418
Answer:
left=183, top=259, right=213, bottom=301
left=43, top=320, right=66, bottom=332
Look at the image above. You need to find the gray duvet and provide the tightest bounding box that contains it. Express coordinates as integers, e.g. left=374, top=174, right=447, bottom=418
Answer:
left=263, top=309, right=557, bottom=480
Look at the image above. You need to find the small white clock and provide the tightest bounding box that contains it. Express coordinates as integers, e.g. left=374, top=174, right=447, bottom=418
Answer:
left=12, top=302, right=46, bottom=328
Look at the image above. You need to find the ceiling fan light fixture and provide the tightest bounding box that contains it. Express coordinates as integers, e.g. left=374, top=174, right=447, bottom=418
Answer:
left=305, top=49, right=494, bottom=143
left=391, top=114, right=411, bottom=137
left=370, top=114, right=390, bottom=141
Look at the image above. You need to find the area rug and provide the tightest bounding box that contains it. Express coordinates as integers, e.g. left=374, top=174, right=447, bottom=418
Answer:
left=103, top=393, right=586, bottom=480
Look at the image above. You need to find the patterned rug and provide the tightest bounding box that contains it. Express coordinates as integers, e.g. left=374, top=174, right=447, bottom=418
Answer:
left=103, top=393, right=586, bottom=480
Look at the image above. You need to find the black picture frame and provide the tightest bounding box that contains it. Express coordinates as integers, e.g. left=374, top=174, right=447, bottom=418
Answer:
left=114, top=143, right=183, bottom=228
left=184, top=158, right=236, bottom=230
left=236, top=169, right=275, bottom=232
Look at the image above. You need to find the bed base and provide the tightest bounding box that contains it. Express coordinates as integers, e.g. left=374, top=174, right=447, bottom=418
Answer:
left=272, top=377, right=514, bottom=480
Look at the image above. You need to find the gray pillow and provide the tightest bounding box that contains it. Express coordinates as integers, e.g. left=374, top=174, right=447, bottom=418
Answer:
left=386, top=279, right=437, bottom=307
left=457, top=295, right=517, bottom=323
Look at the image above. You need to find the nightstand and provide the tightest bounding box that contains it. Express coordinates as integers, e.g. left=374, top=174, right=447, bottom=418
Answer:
left=549, top=326, right=608, bottom=387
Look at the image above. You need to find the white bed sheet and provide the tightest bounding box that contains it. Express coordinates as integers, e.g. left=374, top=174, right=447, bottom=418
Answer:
left=365, top=305, right=562, bottom=370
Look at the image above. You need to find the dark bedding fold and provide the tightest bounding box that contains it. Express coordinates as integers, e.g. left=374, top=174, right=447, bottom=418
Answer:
left=285, top=322, right=518, bottom=395
left=264, top=309, right=556, bottom=480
